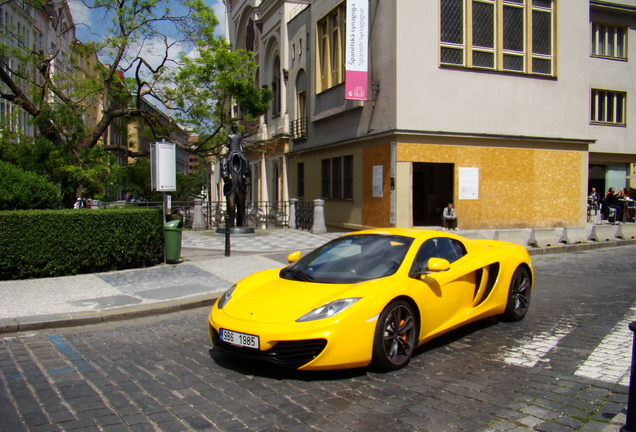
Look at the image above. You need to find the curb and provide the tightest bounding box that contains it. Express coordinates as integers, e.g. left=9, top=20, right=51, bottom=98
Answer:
left=0, top=296, right=216, bottom=335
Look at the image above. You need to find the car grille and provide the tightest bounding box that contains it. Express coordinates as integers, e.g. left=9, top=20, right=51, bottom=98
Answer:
left=211, top=329, right=327, bottom=369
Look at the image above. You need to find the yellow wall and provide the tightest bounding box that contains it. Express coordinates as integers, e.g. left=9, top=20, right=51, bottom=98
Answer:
left=398, top=143, right=585, bottom=229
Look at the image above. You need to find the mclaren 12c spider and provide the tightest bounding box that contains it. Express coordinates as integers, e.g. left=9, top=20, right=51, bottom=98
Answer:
left=208, top=228, right=533, bottom=371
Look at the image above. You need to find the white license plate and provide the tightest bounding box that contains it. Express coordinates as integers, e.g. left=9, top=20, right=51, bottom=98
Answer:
left=219, top=329, right=260, bottom=349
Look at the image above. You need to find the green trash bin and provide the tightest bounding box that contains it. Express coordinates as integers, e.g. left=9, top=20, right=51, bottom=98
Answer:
left=164, top=219, right=183, bottom=263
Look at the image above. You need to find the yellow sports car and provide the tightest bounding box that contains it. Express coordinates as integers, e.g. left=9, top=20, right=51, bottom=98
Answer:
left=208, top=228, right=533, bottom=371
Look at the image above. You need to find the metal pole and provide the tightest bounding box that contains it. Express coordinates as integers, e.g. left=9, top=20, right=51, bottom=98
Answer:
left=622, top=321, right=636, bottom=432
left=224, top=199, right=231, bottom=257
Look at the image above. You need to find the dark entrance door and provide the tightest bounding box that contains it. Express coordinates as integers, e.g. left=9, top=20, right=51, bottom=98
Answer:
left=412, top=163, right=454, bottom=226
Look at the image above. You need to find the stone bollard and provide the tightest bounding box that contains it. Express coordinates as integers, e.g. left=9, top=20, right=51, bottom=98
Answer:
left=311, top=199, right=327, bottom=234
left=192, top=199, right=206, bottom=231
left=289, top=198, right=297, bottom=230
left=621, top=321, right=636, bottom=432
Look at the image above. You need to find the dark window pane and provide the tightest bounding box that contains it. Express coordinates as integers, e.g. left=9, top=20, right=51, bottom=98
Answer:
left=441, top=0, right=464, bottom=44
left=505, top=0, right=523, bottom=3
left=332, top=157, right=342, bottom=199
left=591, top=92, right=596, bottom=121
left=441, top=47, right=464, bottom=64
left=532, top=0, right=551, bottom=8
left=321, top=159, right=330, bottom=198
left=532, top=57, right=551, bottom=74
left=532, top=10, right=551, bottom=55
left=616, top=93, right=624, bottom=123
left=298, top=163, right=304, bottom=198
left=473, top=50, right=494, bottom=68
left=503, top=6, right=524, bottom=52
left=473, top=1, right=494, bottom=48
left=503, top=54, right=524, bottom=71
left=344, top=156, right=353, bottom=199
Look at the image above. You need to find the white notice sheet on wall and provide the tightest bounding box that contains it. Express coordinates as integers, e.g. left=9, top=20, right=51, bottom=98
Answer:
left=459, top=167, right=479, bottom=200
left=373, top=165, right=383, bottom=197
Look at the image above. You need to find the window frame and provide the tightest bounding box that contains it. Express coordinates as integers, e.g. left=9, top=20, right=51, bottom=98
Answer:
left=316, top=3, right=346, bottom=93
left=321, top=156, right=354, bottom=199
left=440, top=0, right=555, bottom=76
left=591, top=21, right=627, bottom=60
left=591, top=88, right=627, bottom=126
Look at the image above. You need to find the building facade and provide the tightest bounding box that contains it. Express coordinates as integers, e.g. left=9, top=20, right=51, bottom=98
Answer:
left=221, top=0, right=636, bottom=229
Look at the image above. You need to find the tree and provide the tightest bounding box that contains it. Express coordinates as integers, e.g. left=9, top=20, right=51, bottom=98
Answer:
left=0, top=0, right=270, bottom=206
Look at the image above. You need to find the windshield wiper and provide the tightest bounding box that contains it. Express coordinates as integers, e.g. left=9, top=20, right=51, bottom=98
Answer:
left=287, top=269, right=314, bottom=282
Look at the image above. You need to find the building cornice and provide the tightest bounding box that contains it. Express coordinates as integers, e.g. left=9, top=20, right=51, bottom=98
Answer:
left=590, top=1, right=636, bottom=14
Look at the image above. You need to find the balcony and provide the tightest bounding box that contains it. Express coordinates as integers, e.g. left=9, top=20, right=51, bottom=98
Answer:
left=290, top=117, right=308, bottom=141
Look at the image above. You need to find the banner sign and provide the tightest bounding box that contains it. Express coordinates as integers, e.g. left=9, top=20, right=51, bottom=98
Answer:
left=459, top=167, right=479, bottom=200
left=345, top=0, right=369, bottom=100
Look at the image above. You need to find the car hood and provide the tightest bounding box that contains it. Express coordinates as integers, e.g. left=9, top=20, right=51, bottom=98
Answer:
left=221, top=269, right=362, bottom=324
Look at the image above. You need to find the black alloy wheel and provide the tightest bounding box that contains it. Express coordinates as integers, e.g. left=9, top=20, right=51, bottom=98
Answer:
left=371, top=300, right=418, bottom=371
left=499, top=266, right=532, bottom=322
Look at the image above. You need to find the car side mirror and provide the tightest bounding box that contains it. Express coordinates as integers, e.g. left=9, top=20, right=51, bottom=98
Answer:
left=410, top=257, right=451, bottom=279
left=287, top=251, right=302, bottom=263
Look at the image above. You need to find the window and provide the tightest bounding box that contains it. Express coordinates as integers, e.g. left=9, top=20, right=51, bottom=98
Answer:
left=321, top=156, right=353, bottom=199
left=298, top=163, right=305, bottom=198
left=317, top=3, right=345, bottom=92
left=440, top=0, right=555, bottom=75
left=272, top=56, right=281, bottom=116
left=411, top=238, right=467, bottom=273
left=591, top=89, right=626, bottom=125
left=591, top=22, right=626, bottom=59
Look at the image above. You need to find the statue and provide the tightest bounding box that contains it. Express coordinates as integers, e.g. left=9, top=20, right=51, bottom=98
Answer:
left=221, top=124, right=251, bottom=228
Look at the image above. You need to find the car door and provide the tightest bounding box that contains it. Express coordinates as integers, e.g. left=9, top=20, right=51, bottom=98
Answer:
left=407, top=237, right=476, bottom=341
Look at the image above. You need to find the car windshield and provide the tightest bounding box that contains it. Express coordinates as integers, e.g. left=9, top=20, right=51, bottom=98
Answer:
left=280, top=234, right=414, bottom=284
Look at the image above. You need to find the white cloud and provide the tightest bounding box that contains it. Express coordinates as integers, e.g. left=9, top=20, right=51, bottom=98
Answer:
left=211, top=0, right=226, bottom=38
left=67, top=0, right=91, bottom=27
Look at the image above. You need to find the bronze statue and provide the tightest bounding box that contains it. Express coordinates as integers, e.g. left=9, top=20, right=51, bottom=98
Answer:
left=221, top=125, right=251, bottom=228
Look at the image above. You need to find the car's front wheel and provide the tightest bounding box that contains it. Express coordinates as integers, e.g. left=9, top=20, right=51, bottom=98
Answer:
left=370, top=300, right=418, bottom=371
left=499, top=266, right=532, bottom=322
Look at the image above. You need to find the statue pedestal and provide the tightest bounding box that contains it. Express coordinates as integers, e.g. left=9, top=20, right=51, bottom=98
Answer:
left=215, top=227, right=256, bottom=235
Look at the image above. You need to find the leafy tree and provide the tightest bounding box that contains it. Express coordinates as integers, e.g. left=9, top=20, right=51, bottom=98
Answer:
left=0, top=0, right=270, bottom=206
left=0, top=161, right=63, bottom=210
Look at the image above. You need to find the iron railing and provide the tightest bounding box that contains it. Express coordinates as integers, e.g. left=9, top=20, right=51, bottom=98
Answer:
left=290, top=117, right=308, bottom=140
left=207, top=201, right=289, bottom=229
left=295, top=200, right=314, bottom=231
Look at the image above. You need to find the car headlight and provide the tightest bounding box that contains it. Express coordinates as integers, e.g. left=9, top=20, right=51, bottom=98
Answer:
left=296, top=298, right=361, bottom=322
left=217, top=284, right=236, bottom=309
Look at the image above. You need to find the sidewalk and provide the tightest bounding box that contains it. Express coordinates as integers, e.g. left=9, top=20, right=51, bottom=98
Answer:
left=1, top=223, right=634, bottom=335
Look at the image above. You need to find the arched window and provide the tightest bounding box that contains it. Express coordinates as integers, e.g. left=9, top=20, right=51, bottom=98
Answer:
left=271, top=56, right=281, bottom=116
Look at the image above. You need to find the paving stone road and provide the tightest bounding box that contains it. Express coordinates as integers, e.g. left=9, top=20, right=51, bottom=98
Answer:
left=1, top=246, right=635, bottom=431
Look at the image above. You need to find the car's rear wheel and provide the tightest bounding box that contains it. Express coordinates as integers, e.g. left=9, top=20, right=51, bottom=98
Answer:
left=371, top=300, right=418, bottom=371
left=499, top=266, right=532, bottom=322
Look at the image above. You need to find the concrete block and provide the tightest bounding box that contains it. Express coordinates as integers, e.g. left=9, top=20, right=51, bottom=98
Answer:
left=616, top=223, right=636, bottom=239
left=494, top=230, right=525, bottom=245
left=527, top=228, right=558, bottom=247
left=588, top=224, right=615, bottom=242
left=559, top=227, right=588, bottom=244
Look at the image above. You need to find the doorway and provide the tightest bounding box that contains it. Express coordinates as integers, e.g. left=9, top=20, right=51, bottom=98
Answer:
left=412, top=163, right=454, bottom=226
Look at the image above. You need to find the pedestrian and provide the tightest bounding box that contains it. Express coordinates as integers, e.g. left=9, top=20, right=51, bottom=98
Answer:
left=442, top=203, right=458, bottom=231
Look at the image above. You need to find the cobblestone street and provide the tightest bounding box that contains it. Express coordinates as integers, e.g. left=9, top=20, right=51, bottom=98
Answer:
left=1, top=246, right=635, bottom=431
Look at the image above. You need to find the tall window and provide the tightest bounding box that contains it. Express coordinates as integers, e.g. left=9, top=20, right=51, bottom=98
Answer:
left=591, top=89, right=626, bottom=125
left=298, top=163, right=305, bottom=198
left=440, top=0, right=555, bottom=75
left=317, top=3, right=345, bottom=92
left=321, top=156, right=354, bottom=199
left=272, top=56, right=281, bottom=116
left=591, top=22, right=627, bottom=59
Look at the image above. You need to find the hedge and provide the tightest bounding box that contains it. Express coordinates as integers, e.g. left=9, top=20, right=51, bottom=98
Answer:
left=0, top=209, right=164, bottom=280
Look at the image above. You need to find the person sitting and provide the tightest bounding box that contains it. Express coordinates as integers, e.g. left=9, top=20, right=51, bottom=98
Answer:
left=442, top=203, right=458, bottom=231
left=604, top=187, right=622, bottom=222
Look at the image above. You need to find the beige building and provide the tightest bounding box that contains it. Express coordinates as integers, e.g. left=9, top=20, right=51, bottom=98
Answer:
left=225, top=0, right=636, bottom=230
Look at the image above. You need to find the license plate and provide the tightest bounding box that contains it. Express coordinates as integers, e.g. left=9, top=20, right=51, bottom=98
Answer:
left=219, top=329, right=260, bottom=349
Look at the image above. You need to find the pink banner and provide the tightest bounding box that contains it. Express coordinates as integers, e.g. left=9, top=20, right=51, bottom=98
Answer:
left=345, top=0, right=368, bottom=100
left=345, top=70, right=368, bottom=100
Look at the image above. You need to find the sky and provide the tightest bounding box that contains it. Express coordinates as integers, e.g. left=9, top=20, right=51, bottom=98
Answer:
left=67, top=0, right=227, bottom=71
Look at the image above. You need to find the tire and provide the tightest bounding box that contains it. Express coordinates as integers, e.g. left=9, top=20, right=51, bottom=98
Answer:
left=499, top=266, right=532, bottom=322
left=370, top=300, right=418, bottom=371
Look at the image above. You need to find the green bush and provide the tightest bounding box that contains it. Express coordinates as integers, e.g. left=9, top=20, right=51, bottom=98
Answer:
left=0, top=161, right=63, bottom=210
left=0, top=208, right=164, bottom=280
